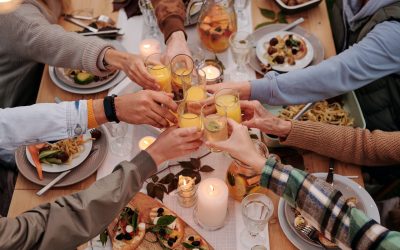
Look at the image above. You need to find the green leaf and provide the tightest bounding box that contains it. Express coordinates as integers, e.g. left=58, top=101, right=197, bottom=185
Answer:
left=99, top=230, right=108, bottom=246
left=277, top=11, right=288, bottom=23
left=199, top=165, right=215, bottom=172
left=132, top=209, right=138, bottom=231
left=182, top=242, right=196, bottom=249
left=227, top=171, right=235, bottom=186
left=159, top=173, right=175, bottom=184
left=259, top=8, right=276, bottom=19
left=255, top=21, right=276, bottom=30
left=39, top=149, right=60, bottom=159
left=156, top=215, right=176, bottom=226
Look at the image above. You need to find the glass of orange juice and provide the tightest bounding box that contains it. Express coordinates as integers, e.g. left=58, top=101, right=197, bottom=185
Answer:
left=215, top=88, right=242, bottom=123
left=186, top=69, right=207, bottom=102
left=171, top=54, right=194, bottom=101
left=201, top=103, right=228, bottom=152
left=177, top=101, right=202, bottom=130
left=145, top=53, right=172, bottom=93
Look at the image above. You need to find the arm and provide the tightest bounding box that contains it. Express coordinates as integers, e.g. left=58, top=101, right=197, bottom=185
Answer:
left=250, top=21, right=400, bottom=105
left=259, top=157, right=400, bottom=249
left=0, top=3, right=114, bottom=76
left=151, top=0, right=186, bottom=42
left=281, top=120, right=400, bottom=166
left=0, top=150, right=156, bottom=250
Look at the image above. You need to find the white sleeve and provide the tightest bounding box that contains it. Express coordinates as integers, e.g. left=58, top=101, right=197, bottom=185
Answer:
left=0, top=100, right=88, bottom=149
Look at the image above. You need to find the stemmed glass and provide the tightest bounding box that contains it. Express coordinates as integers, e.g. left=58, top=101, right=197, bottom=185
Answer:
left=138, top=0, right=160, bottom=39
left=234, top=0, right=249, bottom=27
left=106, top=122, right=132, bottom=157
left=229, top=31, right=253, bottom=81
left=241, top=193, right=274, bottom=248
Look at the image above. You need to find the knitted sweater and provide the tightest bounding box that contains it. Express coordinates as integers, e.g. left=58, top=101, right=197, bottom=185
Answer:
left=282, top=121, right=400, bottom=166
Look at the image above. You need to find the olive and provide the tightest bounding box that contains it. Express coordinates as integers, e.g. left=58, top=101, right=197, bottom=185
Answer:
left=124, top=233, right=132, bottom=240
left=159, top=228, right=166, bottom=237
left=116, top=234, right=124, bottom=240
left=267, top=46, right=277, bottom=55
left=167, top=239, right=174, bottom=247
left=188, top=236, right=194, bottom=242
left=269, top=37, right=278, bottom=46
left=174, top=236, right=178, bottom=241
left=285, top=39, right=292, bottom=47
left=157, top=207, right=164, bottom=214
left=55, top=151, right=69, bottom=163
left=90, top=129, right=102, bottom=140
left=192, top=240, right=200, bottom=246
left=274, top=55, right=285, bottom=64
left=291, top=48, right=298, bottom=55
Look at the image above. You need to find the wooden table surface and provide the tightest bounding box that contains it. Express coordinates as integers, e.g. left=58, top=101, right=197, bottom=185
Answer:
left=8, top=1, right=363, bottom=250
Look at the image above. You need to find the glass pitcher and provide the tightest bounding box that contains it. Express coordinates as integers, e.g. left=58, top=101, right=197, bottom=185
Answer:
left=226, top=139, right=269, bottom=201
left=197, top=0, right=237, bottom=53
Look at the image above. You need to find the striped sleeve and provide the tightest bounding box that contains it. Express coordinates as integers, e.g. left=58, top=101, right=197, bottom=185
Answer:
left=259, top=156, right=400, bottom=249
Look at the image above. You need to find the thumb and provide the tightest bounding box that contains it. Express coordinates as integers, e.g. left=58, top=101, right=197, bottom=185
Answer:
left=242, top=119, right=255, bottom=128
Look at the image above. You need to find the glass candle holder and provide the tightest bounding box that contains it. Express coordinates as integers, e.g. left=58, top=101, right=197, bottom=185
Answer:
left=177, top=175, right=197, bottom=208
left=201, top=59, right=224, bottom=84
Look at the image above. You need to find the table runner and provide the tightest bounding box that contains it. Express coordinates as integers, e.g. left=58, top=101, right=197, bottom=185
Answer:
left=89, top=3, right=269, bottom=249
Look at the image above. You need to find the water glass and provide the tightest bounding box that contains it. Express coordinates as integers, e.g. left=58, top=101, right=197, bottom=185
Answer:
left=138, top=0, right=160, bottom=39
left=241, top=193, right=274, bottom=248
left=229, top=31, right=253, bottom=81
left=188, top=42, right=206, bottom=68
left=106, top=122, right=132, bottom=157
left=234, top=0, right=249, bottom=27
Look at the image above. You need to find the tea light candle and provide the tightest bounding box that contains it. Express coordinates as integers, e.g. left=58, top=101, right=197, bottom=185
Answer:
left=177, top=175, right=197, bottom=207
left=202, top=65, right=221, bottom=82
left=138, top=136, right=156, bottom=150
left=139, top=39, right=161, bottom=59
left=197, top=178, right=228, bottom=228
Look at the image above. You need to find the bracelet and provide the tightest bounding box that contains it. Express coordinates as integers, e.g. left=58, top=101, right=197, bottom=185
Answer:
left=103, top=94, right=120, bottom=123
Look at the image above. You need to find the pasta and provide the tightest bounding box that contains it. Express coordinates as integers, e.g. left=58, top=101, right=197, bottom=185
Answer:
left=278, top=101, right=354, bottom=126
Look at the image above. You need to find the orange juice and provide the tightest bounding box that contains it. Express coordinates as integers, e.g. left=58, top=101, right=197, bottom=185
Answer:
left=186, top=86, right=206, bottom=102
left=172, top=68, right=192, bottom=87
left=178, top=113, right=202, bottom=129
left=215, top=94, right=242, bottom=123
left=148, top=65, right=172, bottom=93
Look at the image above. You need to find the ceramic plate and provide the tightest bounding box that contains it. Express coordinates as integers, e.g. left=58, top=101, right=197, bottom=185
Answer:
left=256, top=31, right=314, bottom=72
left=26, top=133, right=93, bottom=173
left=54, top=67, right=120, bottom=89
left=278, top=173, right=380, bottom=249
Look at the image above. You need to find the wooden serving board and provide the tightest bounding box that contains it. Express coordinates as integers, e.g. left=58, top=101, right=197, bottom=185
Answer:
left=108, top=192, right=214, bottom=250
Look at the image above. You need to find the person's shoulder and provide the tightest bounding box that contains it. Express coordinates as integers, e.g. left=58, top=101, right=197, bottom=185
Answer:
left=370, top=20, right=400, bottom=36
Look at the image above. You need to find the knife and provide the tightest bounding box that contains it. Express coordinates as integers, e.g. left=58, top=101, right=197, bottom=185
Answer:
left=64, top=15, right=98, bottom=33
left=36, top=147, right=99, bottom=196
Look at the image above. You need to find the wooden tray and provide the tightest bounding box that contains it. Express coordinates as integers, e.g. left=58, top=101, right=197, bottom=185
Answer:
left=108, top=192, right=214, bottom=250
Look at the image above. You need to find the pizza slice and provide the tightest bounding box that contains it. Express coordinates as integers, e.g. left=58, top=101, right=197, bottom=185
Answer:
left=149, top=206, right=184, bottom=249
left=182, top=234, right=210, bottom=250
left=109, top=207, right=146, bottom=250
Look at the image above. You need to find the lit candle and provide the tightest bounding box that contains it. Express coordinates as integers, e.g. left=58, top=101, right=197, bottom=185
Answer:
left=197, top=178, right=228, bottom=229
left=202, top=65, right=221, bottom=82
left=139, top=39, right=161, bottom=59
left=138, top=136, right=156, bottom=150
left=177, top=175, right=197, bottom=207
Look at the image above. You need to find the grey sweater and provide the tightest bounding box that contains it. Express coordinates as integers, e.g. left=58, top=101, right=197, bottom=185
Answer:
left=0, top=0, right=114, bottom=108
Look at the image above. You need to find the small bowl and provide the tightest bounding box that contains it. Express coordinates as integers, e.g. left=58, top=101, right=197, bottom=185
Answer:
left=274, top=0, right=322, bottom=14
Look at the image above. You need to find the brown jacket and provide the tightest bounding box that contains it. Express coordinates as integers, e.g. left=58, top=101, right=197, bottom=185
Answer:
left=282, top=120, right=400, bottom=166
left=0, top=151, right=157, bottom=250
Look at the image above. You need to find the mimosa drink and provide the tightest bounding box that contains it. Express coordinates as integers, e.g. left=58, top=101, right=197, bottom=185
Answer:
left=186, top=86, right=206, bottom=102
left=179, top=113, right=202, bottom=129
left=148, top=65, right=172, bottom=93
left=215, top=93, right=242, bottom=123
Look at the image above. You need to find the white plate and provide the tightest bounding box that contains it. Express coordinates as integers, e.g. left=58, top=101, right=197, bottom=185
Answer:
left=54, top=67, right=120, bottom=89
left=26, top=133, right=93, bottom=173
left=256, top=31, right=314, bottom=72
left=278, top=173, right=380, bottom=249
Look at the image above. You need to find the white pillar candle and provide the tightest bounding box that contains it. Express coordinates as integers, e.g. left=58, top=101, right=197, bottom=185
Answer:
left=202, top=65, right=221, bottom=81
left=197, top=178, right=228, bottom=228
left=139, top=39, right=161, bottom=59
left=138, top=136, right=156, bottom=150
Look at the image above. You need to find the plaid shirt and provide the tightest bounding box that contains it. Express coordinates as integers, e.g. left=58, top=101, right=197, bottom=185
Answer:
left=260, top=157, right=400, bottom=250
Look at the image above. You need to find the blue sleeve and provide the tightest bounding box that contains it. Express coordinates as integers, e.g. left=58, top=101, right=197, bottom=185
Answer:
left=250, top=21, right=400, bottom=105
left=0, top=101, right=88, bottom=149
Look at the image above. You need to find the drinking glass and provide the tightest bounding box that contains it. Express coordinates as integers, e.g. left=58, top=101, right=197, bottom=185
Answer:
left=145, top=53, right=172, bottom=93
left=201, top=103, right=228, bottom=152
left=138, top=0, right=160, bottom=39
left=241, top=193, right=274, bottom=248
left=185, top=69, right=207, bottom=102
left=215, top=88, right=242, bottom=123
left=229, top=31, right=253, bottom=81
left=106, top=122, right=132, bottom=157
left=171, top=54, right=194, bottom=102
left=177, top=101, right=202, bottom=130
left=188, top=42, right=206, bottom=68
left=234, top=0, right=249, bottom=27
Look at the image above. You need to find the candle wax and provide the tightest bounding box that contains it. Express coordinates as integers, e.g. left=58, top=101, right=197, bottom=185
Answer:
left=138, top=136, right=156, bottom=150
left=202, top=65, right=221, bottom=80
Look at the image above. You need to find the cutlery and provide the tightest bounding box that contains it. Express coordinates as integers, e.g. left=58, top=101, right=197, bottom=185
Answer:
left=294, top=223, right=325, bottom=248
left=326, top=158, right=335, bottom=185
left=279, top=17, right=305, bottom=32
left=36, top=147, right=99, bottom=196
left=54, top=96, right=62, bottom=104
left=345, top=175, right=359, bottom=179
left=65, top=14, right=115, bottom=26
left=64, top=15, right=98, bottom=32
left=80, top=30, right=124, bottom=37
left=293, top=102, right=314, bottom=120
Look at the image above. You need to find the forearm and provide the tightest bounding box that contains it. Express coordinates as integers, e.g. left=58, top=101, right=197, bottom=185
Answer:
left=280, top=121, right=400, bottom=166
left=250, top=21, right=400, bottom=105
left=260, top=157, right=400, bottom=249
left=151, top=0, right=186, bottom=41
left=0, top=151, right=157, bottom=250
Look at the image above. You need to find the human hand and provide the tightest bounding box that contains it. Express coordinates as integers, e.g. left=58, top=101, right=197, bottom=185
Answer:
left=241, top=100, right=292, bottom=138
left=104, top=49, right=159, bottom=90
left=114, top=90, right=178, bottom=128
left=206, top=119, right=267, bottom=173
left=205, top=81, right=251, bottom=100
left=146, top=126, right=203, bottom=165
left=165, top=31, right=191, bottom=62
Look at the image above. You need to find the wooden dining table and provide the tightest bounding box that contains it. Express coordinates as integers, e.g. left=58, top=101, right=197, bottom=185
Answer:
left=7, top=1, right=364, bottom=249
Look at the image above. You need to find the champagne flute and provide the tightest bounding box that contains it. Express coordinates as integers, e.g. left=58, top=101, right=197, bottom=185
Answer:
left=145, top=53, right=172, bottom=93
left=229, top=31, right=253, bottom=81
left=234, top=0, right=249, bottom=27
left=138, top=0, right=160, bottom=39
left=215, top=88, right=242, bottom=123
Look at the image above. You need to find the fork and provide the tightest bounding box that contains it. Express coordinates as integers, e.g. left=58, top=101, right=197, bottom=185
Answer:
left=294, top=223, right=324, bottom=248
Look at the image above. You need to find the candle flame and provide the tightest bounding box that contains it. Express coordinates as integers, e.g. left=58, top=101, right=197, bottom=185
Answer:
left=183, top=179, right=187, bottom=186
left=209, top=185, right=215, bottom=192
left=143, top=44, right=151, bottom=49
